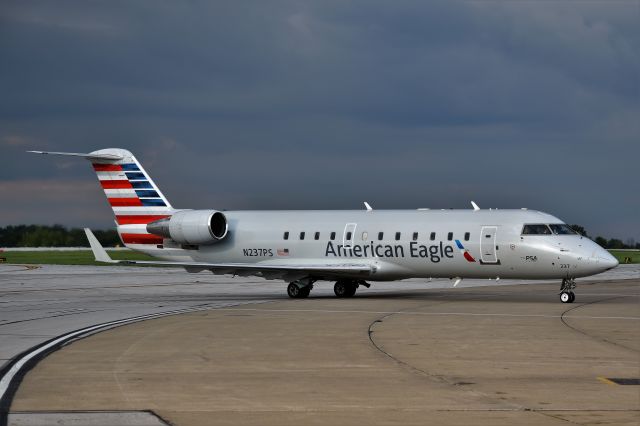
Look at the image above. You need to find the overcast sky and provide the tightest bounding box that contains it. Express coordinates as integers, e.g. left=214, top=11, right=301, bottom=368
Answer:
left=1, top=1, right=638, bottom=241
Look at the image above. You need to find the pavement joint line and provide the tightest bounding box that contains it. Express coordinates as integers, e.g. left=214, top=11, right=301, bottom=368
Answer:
left=0, top=334, right=57, bottom=337
left=0, top=309, right=113, bottom=327
left=113, top=408, right=640, bottom=413
left=7, top=410, right=172, bottom=425
left=205, top=307, right=640, bottom=321
left=558, top=295, right=640, bottom=355
left=0, top=281, right=261, bottom=294
left=436, top=408, right=640, bottom=412
left=579, top=293, right=640, bottom=296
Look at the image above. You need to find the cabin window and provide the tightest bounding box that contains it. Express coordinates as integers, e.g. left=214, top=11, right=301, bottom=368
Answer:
left=412, top=232, right=418, bottom=241
left=300, top=231, right=305, bottom=240
left=284, top=231, right=289, bottom=240
left=447, top=232, right=453, bottom=241
left=378, top=232, right=384, bottom=241
left=330, top=232, right=336, bottom=240
left=430, top=232, right=436, bottom=241
left=464, top=232, right=470, bottom=241
left=522, top=224, right=552, bottom=235
left=314, top=232, right=320, bottom=240
left=395, top=232, right=401, bottom=241
left=346, top=232, right=352, bottom=241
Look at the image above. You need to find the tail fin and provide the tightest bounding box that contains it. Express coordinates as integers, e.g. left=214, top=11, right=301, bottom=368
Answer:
left=29, top=148, right=175, bottom=248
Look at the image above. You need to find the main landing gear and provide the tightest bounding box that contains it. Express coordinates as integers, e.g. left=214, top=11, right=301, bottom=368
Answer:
left=334, top=280, right=370, bottom=298
left=559, top=278, right=576, bottom=303
left=333, top=280, right=357, bottom=298
left=287, top=279, right=370, bottom=299
left=287, top=279, right=314, bottom=299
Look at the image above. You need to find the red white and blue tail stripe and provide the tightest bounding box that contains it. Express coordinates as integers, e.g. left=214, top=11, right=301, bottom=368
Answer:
left=88, top=149, right=174, bottom=248
left=28, top=148, right=176, bottom=249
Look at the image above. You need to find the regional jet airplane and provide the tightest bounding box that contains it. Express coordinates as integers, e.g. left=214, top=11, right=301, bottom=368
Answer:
left=30, top=148, right=618, bottom=303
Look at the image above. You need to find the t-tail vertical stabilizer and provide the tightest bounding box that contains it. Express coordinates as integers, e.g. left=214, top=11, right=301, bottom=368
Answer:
left=29, top=148, right=176, bottom=250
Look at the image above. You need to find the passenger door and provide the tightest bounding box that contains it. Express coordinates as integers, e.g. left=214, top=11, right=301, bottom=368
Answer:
left=480, top=226, right=499, bottom=264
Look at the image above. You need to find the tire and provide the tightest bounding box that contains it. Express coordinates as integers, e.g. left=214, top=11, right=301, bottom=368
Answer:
left=334, top=281, right=348, bottom=297
left=299, top=286, right=311, bottom=298
left=345, top=283, right=357, bottom=297
left=560, top=292, right=571, bottom=303
left=568, top=291, right=575, bottom=303
left=334, top=280, right=356, bottom=298
left=287, top=283, right=300, bottom=298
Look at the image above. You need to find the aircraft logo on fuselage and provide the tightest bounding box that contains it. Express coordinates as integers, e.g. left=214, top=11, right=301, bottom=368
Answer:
left=325, top=241, right=456, bottom=263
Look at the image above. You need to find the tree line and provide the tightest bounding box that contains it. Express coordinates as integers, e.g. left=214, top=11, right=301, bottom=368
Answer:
left=0, top=225, right=121, bottom=247
left=567, top=225, right=638, bottom=250
left=0, top=224, right=638, bottom=249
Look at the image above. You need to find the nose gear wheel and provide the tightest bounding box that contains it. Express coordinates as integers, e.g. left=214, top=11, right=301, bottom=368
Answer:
left=559, top=278, right=576, bottom=303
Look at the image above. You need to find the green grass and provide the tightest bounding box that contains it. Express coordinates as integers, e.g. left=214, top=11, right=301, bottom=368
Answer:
left=0, top=250, right=157, bottom=266
left=609, top=250, right=640, bottom=264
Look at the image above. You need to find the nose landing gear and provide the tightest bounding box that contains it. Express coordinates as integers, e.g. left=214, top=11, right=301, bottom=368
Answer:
left=559, top=278, right=576, bottom=303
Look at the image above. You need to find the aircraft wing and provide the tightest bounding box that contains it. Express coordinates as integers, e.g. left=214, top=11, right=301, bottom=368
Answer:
left=84, top=228, right=375, bottom=278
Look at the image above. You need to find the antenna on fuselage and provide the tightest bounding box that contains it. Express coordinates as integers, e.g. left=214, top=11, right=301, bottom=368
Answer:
left=364, top=202, right=373, bottom=212
left=471, top=201, right=480, bottom=211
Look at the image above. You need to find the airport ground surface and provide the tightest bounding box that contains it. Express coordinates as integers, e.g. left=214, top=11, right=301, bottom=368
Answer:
left=1, top=265, right=639, bottom=425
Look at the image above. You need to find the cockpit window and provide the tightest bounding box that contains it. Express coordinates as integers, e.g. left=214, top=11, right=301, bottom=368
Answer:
left=549, top=224, right=577, bottom=235
left=522, top=224, right=552, bottom=235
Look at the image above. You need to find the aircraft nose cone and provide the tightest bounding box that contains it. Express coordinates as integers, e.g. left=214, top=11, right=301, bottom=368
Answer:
left=598, top=250, right=619, bottom=270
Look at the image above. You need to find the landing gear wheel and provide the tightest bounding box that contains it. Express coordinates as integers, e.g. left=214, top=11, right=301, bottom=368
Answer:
left=300, top=285, right=311, bottom=298
left=559, top=278, right=577, bottom=304
left=287, top=282, right=311, bottom=299
left=560, top=291, right=573, bottom=303
left=334, top=280, right=357, bottom=298
left=287, top=283, right=301, bottom=298
left=345, top=283, right=357, bottom=297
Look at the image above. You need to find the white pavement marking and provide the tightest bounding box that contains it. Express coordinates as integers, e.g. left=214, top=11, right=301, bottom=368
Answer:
left=0, top=306, right=224, bottom=404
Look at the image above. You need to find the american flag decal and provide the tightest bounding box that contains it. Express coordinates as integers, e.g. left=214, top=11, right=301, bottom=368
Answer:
left=277, top=248, right=289, bottom=256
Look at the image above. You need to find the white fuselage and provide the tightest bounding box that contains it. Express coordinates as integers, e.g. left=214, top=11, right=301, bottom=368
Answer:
left=140, top=209, right=618, bottom=282
left=29, top=148, right=618, bottom=291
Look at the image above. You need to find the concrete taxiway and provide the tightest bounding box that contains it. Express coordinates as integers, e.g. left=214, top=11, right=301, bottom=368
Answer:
left=1, top=264, right=639, bottom=425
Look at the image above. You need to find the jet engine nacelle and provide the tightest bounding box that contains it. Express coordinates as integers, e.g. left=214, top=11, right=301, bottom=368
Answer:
left=146, top=210, right=228, bottom=245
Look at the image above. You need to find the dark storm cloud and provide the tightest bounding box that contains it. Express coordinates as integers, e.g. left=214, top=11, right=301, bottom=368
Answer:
left=0, top=1, right=638, bottom=240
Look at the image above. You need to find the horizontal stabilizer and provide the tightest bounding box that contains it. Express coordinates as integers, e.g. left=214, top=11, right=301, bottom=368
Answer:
left=27, top=150, right=124, bottom=161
